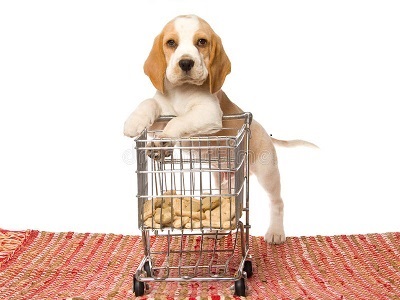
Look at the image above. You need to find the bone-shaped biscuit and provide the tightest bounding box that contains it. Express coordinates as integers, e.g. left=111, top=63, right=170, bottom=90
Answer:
left=154, top=190, right=177, bottom=208
left=153, top=207, right=173, bottom=225
left=172, top=216, right=190, bottom=228
left=144, top=218, right=161, bottom=228
left=142, top=190, right=177, bottom=221
left=200, top=196, right=222, bottom=211
left=172, top=197, right=205, bottom=219
left=142, top=193, right=238, bottom=229
left=206, top=197, right=236, bottom=222
left=142, top=200, right=155, bottom=220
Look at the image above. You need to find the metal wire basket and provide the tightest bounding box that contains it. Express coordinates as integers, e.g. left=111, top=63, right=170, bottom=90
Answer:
left=133, top=113, right=253, bottom=296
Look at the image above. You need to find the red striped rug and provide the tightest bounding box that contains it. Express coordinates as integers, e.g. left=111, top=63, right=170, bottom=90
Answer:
left=1, top=229, right=399, bottom=299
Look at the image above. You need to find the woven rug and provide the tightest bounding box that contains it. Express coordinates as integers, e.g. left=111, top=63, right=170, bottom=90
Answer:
left=0, top=229, right=399, bottom=299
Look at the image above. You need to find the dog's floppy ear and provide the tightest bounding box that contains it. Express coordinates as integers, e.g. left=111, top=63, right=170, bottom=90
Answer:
left=144, top=34, right=166, bottom=94
left=208, top=33, right=231, bottom=94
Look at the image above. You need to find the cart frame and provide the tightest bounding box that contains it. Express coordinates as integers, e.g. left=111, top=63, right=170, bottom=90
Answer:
left=133, top=112, right=253, bottom=296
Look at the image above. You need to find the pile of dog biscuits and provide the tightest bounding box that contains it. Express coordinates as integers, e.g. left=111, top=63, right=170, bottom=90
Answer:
left=142, top=191, right=239, bottom=229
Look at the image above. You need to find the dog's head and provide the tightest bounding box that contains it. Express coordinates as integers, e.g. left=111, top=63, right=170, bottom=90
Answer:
left=144, top=15, right=231, bottom=94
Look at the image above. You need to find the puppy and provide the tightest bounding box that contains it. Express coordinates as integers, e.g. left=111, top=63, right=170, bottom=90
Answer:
left=124, top=15, right=316, bottom=244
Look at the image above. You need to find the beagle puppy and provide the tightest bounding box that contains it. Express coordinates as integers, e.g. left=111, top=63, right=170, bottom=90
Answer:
left=124, top=15, right=316, bottom=244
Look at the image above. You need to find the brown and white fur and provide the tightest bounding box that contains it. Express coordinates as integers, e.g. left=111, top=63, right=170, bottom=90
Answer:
left=124, top=15, right=316, bottom=244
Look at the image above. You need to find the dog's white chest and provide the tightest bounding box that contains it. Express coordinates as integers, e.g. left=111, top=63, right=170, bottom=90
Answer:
left=155, top=88, right=211, bottom=117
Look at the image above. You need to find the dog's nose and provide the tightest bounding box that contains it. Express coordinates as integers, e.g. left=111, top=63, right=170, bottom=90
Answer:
left=179, top=59, right=195, bottom=72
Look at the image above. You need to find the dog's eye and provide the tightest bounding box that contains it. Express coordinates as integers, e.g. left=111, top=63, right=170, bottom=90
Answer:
left=197, top=39, right=207, bottom=47
left=166, top=39, right=177, bottom=47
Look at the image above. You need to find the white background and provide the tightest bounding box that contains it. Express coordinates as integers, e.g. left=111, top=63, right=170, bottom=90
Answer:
left=1, top=0, right=399, bottom=238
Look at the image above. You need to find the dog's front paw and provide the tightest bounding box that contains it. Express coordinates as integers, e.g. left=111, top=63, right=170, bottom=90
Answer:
left=264, top=226, right=286, bottom=244
left=146, top=140, right=174, bottom=161
left=124, top=114, right=153, bottom=138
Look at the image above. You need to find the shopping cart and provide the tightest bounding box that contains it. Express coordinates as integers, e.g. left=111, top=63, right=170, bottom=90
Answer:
left=133, top=112, right=253, bottom=297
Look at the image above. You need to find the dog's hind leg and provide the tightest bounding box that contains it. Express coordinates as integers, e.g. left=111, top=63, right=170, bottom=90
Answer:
left=255, top=162, right=286, bottom=244
left=250, top=123, right=286, bottom=244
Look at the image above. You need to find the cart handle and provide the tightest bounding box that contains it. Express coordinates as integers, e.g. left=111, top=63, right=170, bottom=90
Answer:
left=155, top=112, right=252, bottom=126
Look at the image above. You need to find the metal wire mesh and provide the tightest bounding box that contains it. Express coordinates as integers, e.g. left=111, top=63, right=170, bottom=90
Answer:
left=134, top=113, right=251, bottom=282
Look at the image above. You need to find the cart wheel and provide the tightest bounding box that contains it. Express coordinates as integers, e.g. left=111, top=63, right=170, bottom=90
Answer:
left=133, top=277, right=145, bottom=296
left=144, top=261, right=151, bottom=277
left=243, top=260, right=253, bottom=278
left=234, top=278, right=246, bottom=296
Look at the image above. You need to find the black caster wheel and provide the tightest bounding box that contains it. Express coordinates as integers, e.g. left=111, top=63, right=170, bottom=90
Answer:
left=144, top=261, right=151, bottom=277
left=234, top=278, right=246, bottom=296
left=133, top=277, right=145, bottom=296
left=243, top=260, right=253, bottom=278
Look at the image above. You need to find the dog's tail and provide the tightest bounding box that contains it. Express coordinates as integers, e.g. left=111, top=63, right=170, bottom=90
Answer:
left=271, top=137, right=319, bottom=149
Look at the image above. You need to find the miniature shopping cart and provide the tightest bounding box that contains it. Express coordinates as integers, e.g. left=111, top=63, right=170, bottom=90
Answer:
left=133, top=113, right=253, bottom=297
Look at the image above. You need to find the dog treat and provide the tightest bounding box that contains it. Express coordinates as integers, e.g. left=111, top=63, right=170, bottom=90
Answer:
left=142, top=200, right=154, bottom=220
left=172, top=216, right=190, bottom=228
left=155, top=190, right=177, bottom=208
left=172, top=197, right=205, bottom=220
left=210, top=197, right=235, bottom=221
left=200, top=196, right=222, bottom=211
left=144, top=218, right=161, bottom=228
left=153, top=207, right=173, bottom=225
left=172, top=197, right=201, bottom=213
left=185, top=221, right=199, bottom=229
left=142, top=192, right=239, bottom=229
left=202, top=197, right=236, bottom=224
left=142, top=190, right=176, bottom=220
